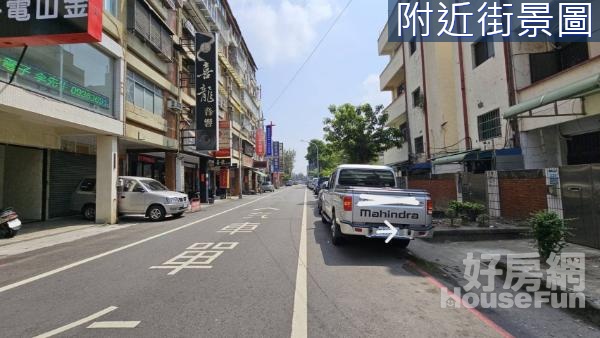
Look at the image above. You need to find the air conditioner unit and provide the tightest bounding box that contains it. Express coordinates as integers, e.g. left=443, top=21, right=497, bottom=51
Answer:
left=168, top=99, right=183, bottom=112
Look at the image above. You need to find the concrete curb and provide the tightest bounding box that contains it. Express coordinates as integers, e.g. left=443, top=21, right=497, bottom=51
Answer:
left=427, top=227, right=532, bottom=242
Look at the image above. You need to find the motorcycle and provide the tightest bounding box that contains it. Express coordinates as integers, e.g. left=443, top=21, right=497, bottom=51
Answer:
left=0, top=207, right=21, bottom=238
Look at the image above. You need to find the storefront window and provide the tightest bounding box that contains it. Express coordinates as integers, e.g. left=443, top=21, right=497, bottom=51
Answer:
left=0, top=44, right=115, bottom=117
left=126, top=70, right=164, bottom=116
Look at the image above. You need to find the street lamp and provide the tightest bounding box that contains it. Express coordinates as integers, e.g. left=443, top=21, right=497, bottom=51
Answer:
left=301, top=139, right=320, bottom=178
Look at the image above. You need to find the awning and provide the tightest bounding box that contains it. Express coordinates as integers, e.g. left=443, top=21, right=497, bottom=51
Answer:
left=503, top=73, right=600, bottom=120
left=253, top=170, right=268, bottom=178
left=432, top=150, right=477, bottom=166
left=409, top=162, right=432, bottom=170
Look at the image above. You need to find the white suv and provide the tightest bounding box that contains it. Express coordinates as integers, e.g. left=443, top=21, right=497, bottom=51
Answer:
left=71, top=176, right=189, bottom=222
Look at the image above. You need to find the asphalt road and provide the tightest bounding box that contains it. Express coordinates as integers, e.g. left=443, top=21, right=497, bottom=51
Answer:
left=0, top=186, right=596, bottom=337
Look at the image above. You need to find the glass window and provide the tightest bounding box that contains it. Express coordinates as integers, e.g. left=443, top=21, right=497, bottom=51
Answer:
left=0, top=44, right=115, bottom=116
left=126, top=70, right=165, bottom=117
left=473, top=38, right=494, bottom=68
left=414, top=136, right=424, bottom=154
left=142, top=179, right=169, bottom=191
left=477, top=109, right=502, bottom=141
left=337, top=169, right=396, bottom=188
left=104, top=0, right=118, bottom=17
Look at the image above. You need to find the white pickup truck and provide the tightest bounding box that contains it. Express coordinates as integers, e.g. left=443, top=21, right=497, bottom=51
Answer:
left=320, top=164, right=433, bottom=248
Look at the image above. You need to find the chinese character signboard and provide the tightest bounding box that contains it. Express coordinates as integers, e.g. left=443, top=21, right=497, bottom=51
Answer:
left=266, top=125, right=273, bottom=156
left=256, top=128, right=265, bottom=157
left=279, top=142, right=284, bottom=172
left=195, top=32, right=219, bottom=151
left=388, top=0, right=599, bottom=42
left=0, top=0, right=103, bottom=46
left=273, top=141, right=280, bottom=173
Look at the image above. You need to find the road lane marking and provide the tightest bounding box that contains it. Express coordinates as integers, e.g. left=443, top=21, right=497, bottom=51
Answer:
left=0, top=190, right=285, bottom=294
left=33, top=306, right=118, bottom=338
left=407, top=261, right=515, bottom=338
left=87, top=321, right=140, bottom=329
left=291, top=189, right=308, bottom=338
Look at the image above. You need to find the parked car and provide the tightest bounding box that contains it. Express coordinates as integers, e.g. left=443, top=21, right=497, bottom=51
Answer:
left=261, top=181, right=275, bottom=192
left=313, top=177, right=330, bottom=196
left=72, top=176, right=189, bottom=222
left=310, top=178, right=319, bottom=190
left=285, top=180, right=293, bottom=186
left=321, top=164, right=433, bottom=248
left=316, top=181, right=329, bottom=213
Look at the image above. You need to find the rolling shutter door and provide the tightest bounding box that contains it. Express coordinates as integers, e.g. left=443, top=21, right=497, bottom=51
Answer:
left=48, top=151, right=96, bottom=218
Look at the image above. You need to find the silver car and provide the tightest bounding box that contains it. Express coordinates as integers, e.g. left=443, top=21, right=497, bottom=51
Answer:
left=72, top=176, right=189, bottom=222
left=261, top=181, right=275, bottom=192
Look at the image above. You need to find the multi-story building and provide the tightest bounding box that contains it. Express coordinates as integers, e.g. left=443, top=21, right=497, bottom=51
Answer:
left=378, top=24, right=458, bottom=176
left=379, top=18, right=600, bottom=175
left=0, top=0, right=261, bottom=224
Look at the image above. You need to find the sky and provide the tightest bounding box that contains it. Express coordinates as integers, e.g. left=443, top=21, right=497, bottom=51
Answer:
left=229, top=0, right=391, bottom=175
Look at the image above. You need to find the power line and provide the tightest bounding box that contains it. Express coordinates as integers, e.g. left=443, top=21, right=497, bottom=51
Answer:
left=265, top=0, right=354, bottom=113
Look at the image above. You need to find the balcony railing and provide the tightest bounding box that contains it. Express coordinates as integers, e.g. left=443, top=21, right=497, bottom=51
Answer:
left=384, top=93, right=406, bottom=125
left=380, top=45, right=404, bottom=91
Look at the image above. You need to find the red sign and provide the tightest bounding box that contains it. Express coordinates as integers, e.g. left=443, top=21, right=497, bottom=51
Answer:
left=212, top=149, right=231, bottom=158
left=0, top=0, right=103, bottom=47
left=138, top=155, right=156, bottom=164
left=256, top=128, right=265, bottom=157
left=219, top=168, right=230, bottom=189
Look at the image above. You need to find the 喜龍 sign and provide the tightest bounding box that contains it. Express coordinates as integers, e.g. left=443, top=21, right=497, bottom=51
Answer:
left=195, top=32, right=219, bottom=151
left=0, top=0, right=103, bottom=46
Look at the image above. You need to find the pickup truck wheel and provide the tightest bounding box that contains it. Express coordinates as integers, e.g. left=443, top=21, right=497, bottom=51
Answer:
left=394, top=239, right=411, bottom=249
left=331, top=216, right=344, bottom=246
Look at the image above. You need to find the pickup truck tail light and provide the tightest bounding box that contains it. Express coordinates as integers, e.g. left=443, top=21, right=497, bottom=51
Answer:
left=343, top=196, right=353, bottom=211
left=427, top=199, right=433, bottom=215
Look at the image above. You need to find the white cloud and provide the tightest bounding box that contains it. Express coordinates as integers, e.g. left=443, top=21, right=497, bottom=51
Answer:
left=360, top=73, right=391, bottom=107
left=229, top=0, right=338, bottom=66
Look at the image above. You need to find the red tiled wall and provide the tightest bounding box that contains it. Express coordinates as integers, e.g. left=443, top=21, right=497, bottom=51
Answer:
left=408, top=179, right=457, bottom=211
left=499, top=178, right=547, bottom=219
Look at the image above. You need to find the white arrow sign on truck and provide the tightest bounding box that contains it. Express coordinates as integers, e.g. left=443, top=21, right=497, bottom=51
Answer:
left=376, top=220, right=399, bottom=244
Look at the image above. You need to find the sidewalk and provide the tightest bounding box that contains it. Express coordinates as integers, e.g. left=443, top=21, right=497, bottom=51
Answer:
left=409, top=238, right=600, bottom=324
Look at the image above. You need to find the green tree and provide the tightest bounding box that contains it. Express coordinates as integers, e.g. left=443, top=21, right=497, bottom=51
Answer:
left=323, top=103, right=404, bottom=164
left=305, top=139, right=343, bottom=177
left=282, top=149, right=296, bottom=177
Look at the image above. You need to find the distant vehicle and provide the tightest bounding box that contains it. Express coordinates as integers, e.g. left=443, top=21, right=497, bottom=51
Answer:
left=321, top=165, right=433, bottom=248
left=313, top=177, right=329, bottom=196
left=310, top=178, right=319, bottom=190
left=316, top=181, right=329, bottom=213
left=261, top=181, right=275, bottom=192
left=285, top=180, right=293, bottom=186
left=72, top=177, right=189, bottom=222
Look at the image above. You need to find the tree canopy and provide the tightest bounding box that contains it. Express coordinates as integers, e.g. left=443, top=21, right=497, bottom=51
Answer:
left=323, top=103, right=403, bottom=164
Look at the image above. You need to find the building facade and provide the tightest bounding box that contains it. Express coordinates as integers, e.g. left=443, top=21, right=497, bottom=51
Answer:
left=378, top=18, right=600, bottom=176
left=0, top=0, right=262, bottom=223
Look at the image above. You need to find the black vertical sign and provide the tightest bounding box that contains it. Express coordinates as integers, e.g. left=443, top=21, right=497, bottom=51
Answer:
left=195, top=32, right=219, bottom=151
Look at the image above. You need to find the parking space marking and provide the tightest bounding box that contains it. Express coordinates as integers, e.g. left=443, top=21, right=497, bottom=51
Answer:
left=218, top=222, right=260, bottom=235
left=150, top=242, right=239, bottom=275
left=33, top=306, right=118, bottom=338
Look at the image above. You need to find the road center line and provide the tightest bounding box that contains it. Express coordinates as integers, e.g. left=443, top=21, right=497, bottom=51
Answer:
left=291, top=189, right=308, bottom=338
left=33, top=306, right=118, bottom=338
left=0, top=190, right=285, bottom=294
